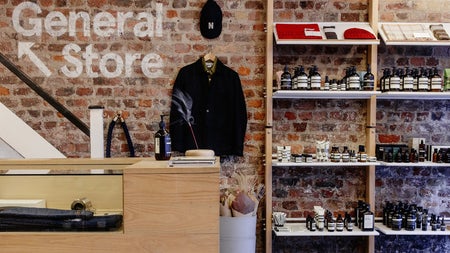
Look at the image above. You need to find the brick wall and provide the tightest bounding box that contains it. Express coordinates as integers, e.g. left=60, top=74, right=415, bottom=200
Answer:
left=1, top=0, right=450, bottom=252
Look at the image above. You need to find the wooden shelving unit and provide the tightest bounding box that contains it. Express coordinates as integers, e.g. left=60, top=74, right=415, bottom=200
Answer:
left=265, top=1, right=379, bottom=253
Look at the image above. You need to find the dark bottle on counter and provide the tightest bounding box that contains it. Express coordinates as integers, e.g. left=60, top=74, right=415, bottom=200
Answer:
left=441, top=217, right=446, bottom=231
left=430, top=67, right=442, bottom=92
left=309, top=65, right=322, bottom=90
left=363, top=64, right=375, bottom=91
left=155, top=115, right=171, bottom=160
left=297, top=66, right=308, bottom=90
left=403, top=67, right=414, bottom=91
left=280, top=65, right=292, bottom=90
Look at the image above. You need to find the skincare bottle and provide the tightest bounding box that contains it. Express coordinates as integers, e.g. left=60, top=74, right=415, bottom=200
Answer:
left=363, top=64, right=375, bottom=91
left=430, top=67, right=442, bottom=92
left=309, top=65, right=322, bottom=90
left=362, top=204, right=375, bottom=231
left=155, top=115, right=171, bottom=160
left=280, top=65, right=292, bottom=90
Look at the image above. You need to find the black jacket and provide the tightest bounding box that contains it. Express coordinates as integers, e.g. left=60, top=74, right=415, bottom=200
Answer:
left=169, top=58, right=247, bottom=156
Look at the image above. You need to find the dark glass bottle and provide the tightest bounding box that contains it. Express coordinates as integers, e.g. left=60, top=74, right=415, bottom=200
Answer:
left=362, top=204, right=375, bottom=231
left=336, top=214, right=344, bottom=232
left=348, top=66, right=361, bottom=91
left=323, top=75, right=330, bottom=91
left=391, top=207, right=403, bottom=231
left=418, top=67, right=430, bottom=91
left=363, top=64, right=375, bottom=91
left=155, top=115, right=172, bottom=160
left=418, top=140, right=426, bottom=162
left=280, top=65, right=292, bottom=90
left=430, top=67, right=442, bottom=92
left=291, top=67, right=300, bottom=90
left=384, top=68, right=392, bottom=92
left=297, top=66, right=308, bottom=90
left=389, top=67, right=401, bottom=91
left=412, top=68, right=419, bottom=91
left=402, top=67, right=414, bottom=91
left=309, top=65, right=322, bottom=90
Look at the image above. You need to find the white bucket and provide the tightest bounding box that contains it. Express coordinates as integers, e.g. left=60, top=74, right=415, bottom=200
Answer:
left=220, top=216, right=256, bottom=253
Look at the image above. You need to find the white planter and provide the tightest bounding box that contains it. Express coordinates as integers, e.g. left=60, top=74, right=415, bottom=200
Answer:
left=220, top=216, right=256, bottom=253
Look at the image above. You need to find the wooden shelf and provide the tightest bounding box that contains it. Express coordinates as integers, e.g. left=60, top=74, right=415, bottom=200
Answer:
left=377, top=91, right=450, bottom=100
left=273, top=90, right=380, bottom=99
left=376, top=224, right=450, bottom=235
left=273, top=160, right=380, bottom=167
left=379, top=22, right=450, bottom=46
left=274, top=223, right=379, bottom=237
left=379, top=161, right=450, bottom=167
left=274, top=22, right=379, bottom=45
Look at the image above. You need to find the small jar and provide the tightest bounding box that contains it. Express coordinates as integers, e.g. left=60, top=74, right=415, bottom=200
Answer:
left=303, top=154, right=313, bottom=163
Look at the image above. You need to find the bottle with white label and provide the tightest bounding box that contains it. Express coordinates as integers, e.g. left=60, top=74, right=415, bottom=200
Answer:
left=430, top=67, right=442, bottom=92
left=348, top=66, right=361, bottom=91
left=309, top=65, right=322, bottom=90
left=418, top=67, right=430, bottom=91
left=297, top=66, right=308, bottom=90
left=362, top=64, right=375, bottom=91
left=389, top=67, right=401, bottom=91
left=402, top=67, right=414, bottom=91
left=362, top=204, right=374, bottom=231
left=280, top=65, right=292, bottom=90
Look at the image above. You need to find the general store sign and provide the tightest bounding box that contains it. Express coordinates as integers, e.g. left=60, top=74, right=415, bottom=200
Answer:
left=12, top=1, right=164, bottom=78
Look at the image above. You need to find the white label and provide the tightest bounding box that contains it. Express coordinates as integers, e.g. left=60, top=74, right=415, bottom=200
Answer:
left=311, top=76, right=321, bottom=88
left=418, top=77, right=429, bottom=90
left=390, top=77, right=401, bottom=89
left=348, top=76, right=360, bottom=89
left=431, top=77, right=442, bottom=90
left=298, top=76, right=308, bottom=89
left=155, top=138, right=160, bottom=154
left=403, top=77, right=414, bottom=89
left=363, top=214, right=373, bottom=229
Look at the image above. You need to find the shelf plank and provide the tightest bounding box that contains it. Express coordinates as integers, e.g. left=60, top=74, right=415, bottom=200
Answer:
left=378, top=161, right=450, bottom=167
left=274, top=22, right=379, bottom=45
left=274, top=223, right=379, bottom=237
left=376, top=224, right=450, bottom=235
left=377, top=91, right=450, bottom=100
left=379, top=22, right=450, bottom=46
left=272, top=160, right=380, bottom=167
left=272, top=90, right=380, bottom=99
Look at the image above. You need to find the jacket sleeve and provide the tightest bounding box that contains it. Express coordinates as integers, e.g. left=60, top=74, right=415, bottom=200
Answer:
left=232, top=72, right=247, bottom=156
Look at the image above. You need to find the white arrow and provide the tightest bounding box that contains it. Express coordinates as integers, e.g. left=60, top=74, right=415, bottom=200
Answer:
left=18, top=42, right=52, bottom=77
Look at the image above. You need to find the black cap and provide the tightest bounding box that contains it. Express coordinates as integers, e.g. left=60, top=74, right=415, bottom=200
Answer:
left=200, top=0, right=222, bottom=39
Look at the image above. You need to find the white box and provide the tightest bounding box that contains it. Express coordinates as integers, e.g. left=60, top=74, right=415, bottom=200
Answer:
left=0, top=199, right=46, bottom=208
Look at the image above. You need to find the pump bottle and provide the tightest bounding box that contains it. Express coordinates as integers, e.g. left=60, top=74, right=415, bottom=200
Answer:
left=155, top=115, right=171, bottom=160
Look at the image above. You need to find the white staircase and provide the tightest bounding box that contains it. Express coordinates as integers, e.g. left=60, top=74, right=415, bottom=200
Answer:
left=0, top=102, right=66, bottom=173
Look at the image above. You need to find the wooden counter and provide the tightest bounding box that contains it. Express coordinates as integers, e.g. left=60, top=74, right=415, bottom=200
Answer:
left=0, top=158, right=220, bottom=253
